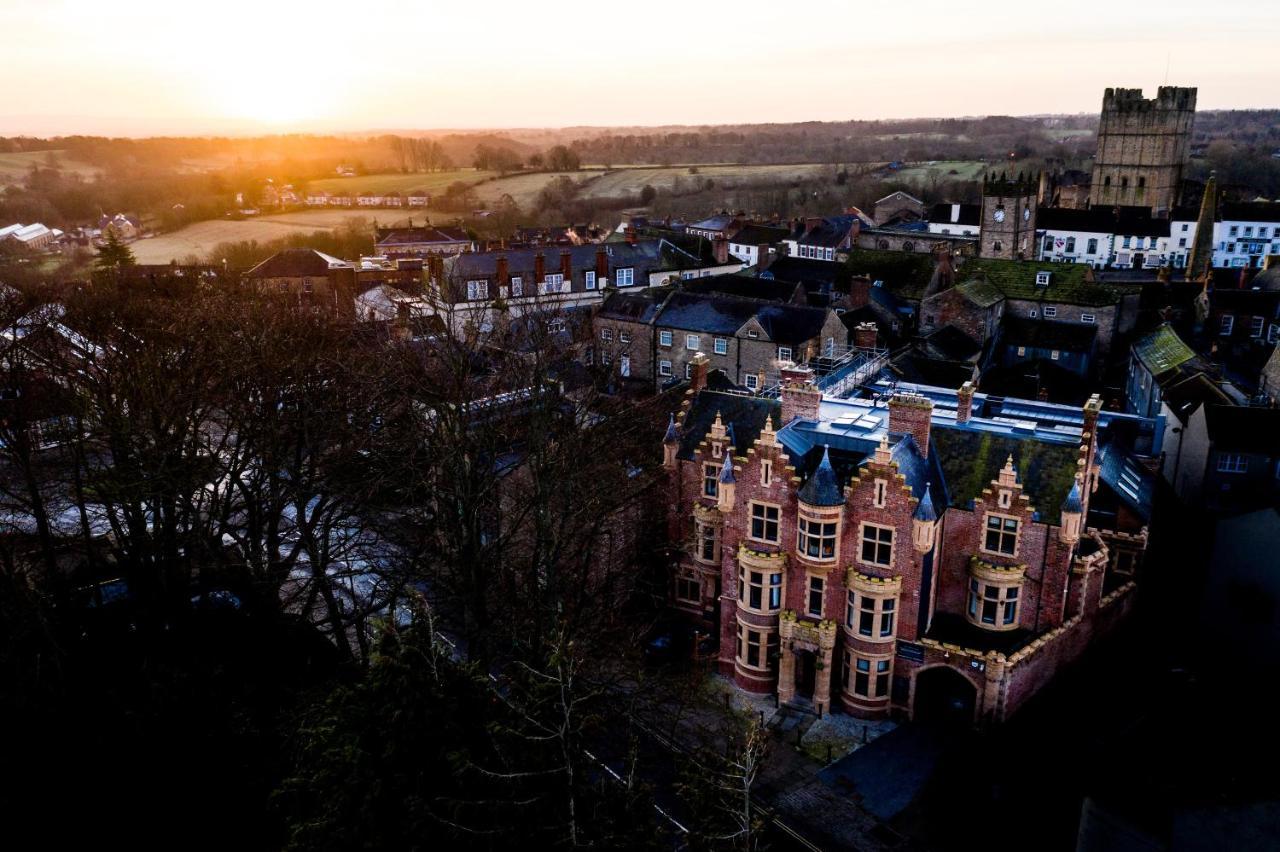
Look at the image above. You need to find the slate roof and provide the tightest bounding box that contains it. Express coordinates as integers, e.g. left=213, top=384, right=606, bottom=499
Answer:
left=731, top=224, right=788, bottom=245
left=1220, top=201, right=1280, bottom=223
left=1037, top=205, right=1168, bottom=237
left=676, top=390, right=781, bottom=461
left=790, top=214, right=861, bottom=248
left=797, top=446, right=844, bottom=506
left=684, top=274, right=800, bottom=303
left=761, top=257, right=845, bottom=288
left=245, top=248, right=351, bottom=278
left=1097, top=444, right=1153, bottom=520
left=1002, top=316, right=1098, bottom=352
left=921, top=326, right=982, bottom=362
left=931, top=426, right=1080, bottom=524
left=598, top=289, right=668, bottom=324
left=913, top=483, right=937, bottom=522
left=1204, top=405, right=1280, bottom=455
left=375, top=225, right=469, bottom=245
left=657, top=291, right=831, bottom=343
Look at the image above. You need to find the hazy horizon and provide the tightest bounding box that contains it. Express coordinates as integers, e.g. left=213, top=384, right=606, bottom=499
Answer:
left=3, top=0, right=1278, bottom=138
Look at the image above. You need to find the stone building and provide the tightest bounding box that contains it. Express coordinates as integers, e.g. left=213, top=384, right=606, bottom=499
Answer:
left=979, top=174, right=1038, bottom=260
left=663, top=368, right=1156, bottom=725
left=1089, top=86, right=1196, bottom=216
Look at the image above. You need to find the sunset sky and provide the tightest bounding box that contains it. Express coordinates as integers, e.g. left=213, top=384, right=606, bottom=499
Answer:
left=3, top=0, right=1277, bottom=136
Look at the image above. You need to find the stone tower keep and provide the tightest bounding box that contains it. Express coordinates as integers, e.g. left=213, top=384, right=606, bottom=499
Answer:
left=1089, top=86, right=1196, bottom=216
left=980, top=172, right=1038, bottom=260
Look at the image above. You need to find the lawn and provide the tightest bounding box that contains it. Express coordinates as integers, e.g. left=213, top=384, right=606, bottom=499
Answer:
left=306, top=169, right=496, bottom=195
left=472, top=170, right=608, bottom=207
left=130, top=210, right=409, bottom=264
left=0, top=149, right=100, bottom=185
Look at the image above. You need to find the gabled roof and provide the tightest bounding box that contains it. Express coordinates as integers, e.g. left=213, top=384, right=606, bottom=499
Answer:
left=761, top=256, right=844, bottom=287
left=245, top=248, right=352, bottom=278
left=375, top=225, right=469, bottom=245
left=961, top=258, right=1120, bottom=307
left=790, top=214, right=862, bottom=247
left=1131, top=324, right=1198, bottom=377
left=676, top=390, right=781, bottom=461
left=845, top=248, right=937, bottom=301
left=931, top=427, right=1080, bottom=524
left=598, top=289, right=668, bottom=324
left=956, top=278, right=1005, bottom=308
left=730, top=224, right=788, bottom=245
left=656, top=291, right=832, bottom=343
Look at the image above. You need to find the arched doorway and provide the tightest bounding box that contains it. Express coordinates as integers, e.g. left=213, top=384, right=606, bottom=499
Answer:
left=913, top=666, right=977, bottom=727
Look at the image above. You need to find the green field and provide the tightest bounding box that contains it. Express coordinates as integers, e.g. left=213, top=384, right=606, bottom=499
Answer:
left=130, top=210, right=413, bottom=264
left=0, top=149, right=100, bottom=185
left=580, top=163, right=829, bottom=199
left=887, top=160, right=987, bottom=183
left=307, top=169, right=496, bottom=195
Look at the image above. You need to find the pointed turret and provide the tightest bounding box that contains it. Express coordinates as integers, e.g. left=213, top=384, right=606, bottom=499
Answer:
left=912, top=482, right=938, bottom=553
left=716, top=451, right=736, bottom=512
left=798, top=446, right=843, bottom=507
left=1059, top=478, right=1084, bottom=544
left=662, top=412, right=679, bottom=469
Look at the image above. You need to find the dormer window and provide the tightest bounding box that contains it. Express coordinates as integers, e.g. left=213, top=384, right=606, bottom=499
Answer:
left=1035, top=271, right=1052, bottom=287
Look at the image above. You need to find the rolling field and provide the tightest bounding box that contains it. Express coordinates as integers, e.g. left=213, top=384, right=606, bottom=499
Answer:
left=579, top=164, right=829, bottom=199
left=307, top=169, right=496, bottom=195
left=130, top=210, right=409, bottom=264
left=887, top=160, right=987, bottom=183
left=472, top=170, right=608, bottom=207
left=0, top=150, right=100, bottom=184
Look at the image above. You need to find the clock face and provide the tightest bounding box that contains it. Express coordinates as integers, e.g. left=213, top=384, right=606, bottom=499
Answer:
left=1023, top=207, right=1031, bottom=221
left=993, top=208, right=1006, bottom=223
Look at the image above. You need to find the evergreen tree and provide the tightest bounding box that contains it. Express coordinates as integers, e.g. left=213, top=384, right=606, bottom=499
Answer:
left=94, top=229, right=136, bottom=273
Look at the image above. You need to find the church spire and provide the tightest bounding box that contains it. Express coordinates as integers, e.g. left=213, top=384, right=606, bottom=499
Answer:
left=1186, top=172, right=1218, bottom=282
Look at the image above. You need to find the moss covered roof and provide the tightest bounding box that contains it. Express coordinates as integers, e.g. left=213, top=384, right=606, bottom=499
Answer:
left=932, top=427, right=1080, bottom=525
left=959, top=258, right=1128, bottom=307
left=1131, top=323, right=1197, bottom=376
left=956, top=278, right=1005, bottom=308
left=844, top=248, right=937, bottom=300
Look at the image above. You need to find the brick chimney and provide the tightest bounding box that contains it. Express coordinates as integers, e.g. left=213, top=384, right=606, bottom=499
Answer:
left=689, top=352, right=710, bottom=392
left=848, top=276, right=870, bottom=309
left=888, top=392, right=933, bottom=457
left=712, top=236, right=729, bottom=264
left=595, top=245, right=609, bottom=284
left=427, top=254, right=444, bottom=287
left=804, top=216, right=822, bottom=235
left=560, top=249, right=572, bottom=285
left=495, top=255, right=509, bottom=286
left=956, top=381, right=975, bottom=423
left=780, top=364, right=821, bottom=424
left=625, top=226, right=637, bottom=245
left=854, top=322, right=878, bottom=350
left=534, top=251, right=546, bottom=285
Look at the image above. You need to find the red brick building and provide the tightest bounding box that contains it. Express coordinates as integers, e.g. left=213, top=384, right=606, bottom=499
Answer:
left=663, top=358, right=1155, bottom=725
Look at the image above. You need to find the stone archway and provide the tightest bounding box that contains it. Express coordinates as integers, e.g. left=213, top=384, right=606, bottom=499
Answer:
left=912, top=665, right=978, bottom=727
left=778, top=613, right=837, bottom=714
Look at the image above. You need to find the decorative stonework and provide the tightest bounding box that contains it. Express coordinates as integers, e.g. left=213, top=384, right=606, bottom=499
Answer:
left=846, top=570, right=903, bottom=595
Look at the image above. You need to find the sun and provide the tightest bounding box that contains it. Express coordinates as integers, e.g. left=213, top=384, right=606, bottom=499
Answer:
left=205, top=65, right=331, bottom=127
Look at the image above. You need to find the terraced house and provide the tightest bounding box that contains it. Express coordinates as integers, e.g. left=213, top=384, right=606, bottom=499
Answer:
left=662, top=366, right=1156, bottom=725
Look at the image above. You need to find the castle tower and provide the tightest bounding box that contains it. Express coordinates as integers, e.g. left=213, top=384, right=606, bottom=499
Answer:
left=980, top=172, right=1038, bottom=260
left=1089, top=86, right=1196, bottom=216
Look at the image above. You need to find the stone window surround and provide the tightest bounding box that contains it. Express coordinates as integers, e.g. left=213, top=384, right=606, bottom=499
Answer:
left=737, top=545, right=787, bottom=615
left=844, top=572, right=901, bottom=644
left=980, top=512, right=1022, bottom=559
left=675, top=568, right=700, bottom=605
left=748, top=500, right=783, bottom=545
left=966, top=559, right=1026, bottom=632
left=805, top=573, right=826, bottom=618
left=857, top=521, right=896, bottom=569
left=693, top=510, right=721, bottom=565
left=796, top=504, right=842, bottom=563
left=843, top=648, right=894, bottom=701
left=735, top=618, right=778, bottom=673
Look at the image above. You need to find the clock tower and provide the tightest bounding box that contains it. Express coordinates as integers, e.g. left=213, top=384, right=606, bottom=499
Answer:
left=980, top=172, right=1038, bottom=260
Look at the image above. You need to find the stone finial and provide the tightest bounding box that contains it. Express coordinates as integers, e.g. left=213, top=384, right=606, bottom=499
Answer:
left=874, top=433, right=893, bottom=466
left=998, top=454, right=1019, bottom=487
left=709, top=410, right=727, bottom=442
left=757, top=413, right=778, bottom=448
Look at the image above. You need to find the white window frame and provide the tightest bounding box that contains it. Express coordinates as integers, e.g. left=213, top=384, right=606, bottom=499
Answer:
left=1043, top=306, right=1057, bottom=318
left=658, top=359, right=672, bottom=377
left=600, top=328, right=613, bottom=342
left=619, top=329, right=632, bottom=344
left=466, top=280, right=488, bottom=300
left=659, top=330, right=673, bottom=347
left=1217, top=453, right=1248, bottom=474
left=1250, top=316, right=1265, bottom=338
left=1081, top=313, right=1096, bottom=324
left=777, top=346, right=793, bottom=363
left=584, top=271, right=596, bottom=290
left=743, top=373, right=759, bottom=391
left=714, top=337, right=728, bottom=355
left=1220, top=315, right=1234, bottom=336
left=615, top=267, right=634, bottom=287
left=510, top=276, right=523, bottom=297
left=685, top=334, right=700, bottom=351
